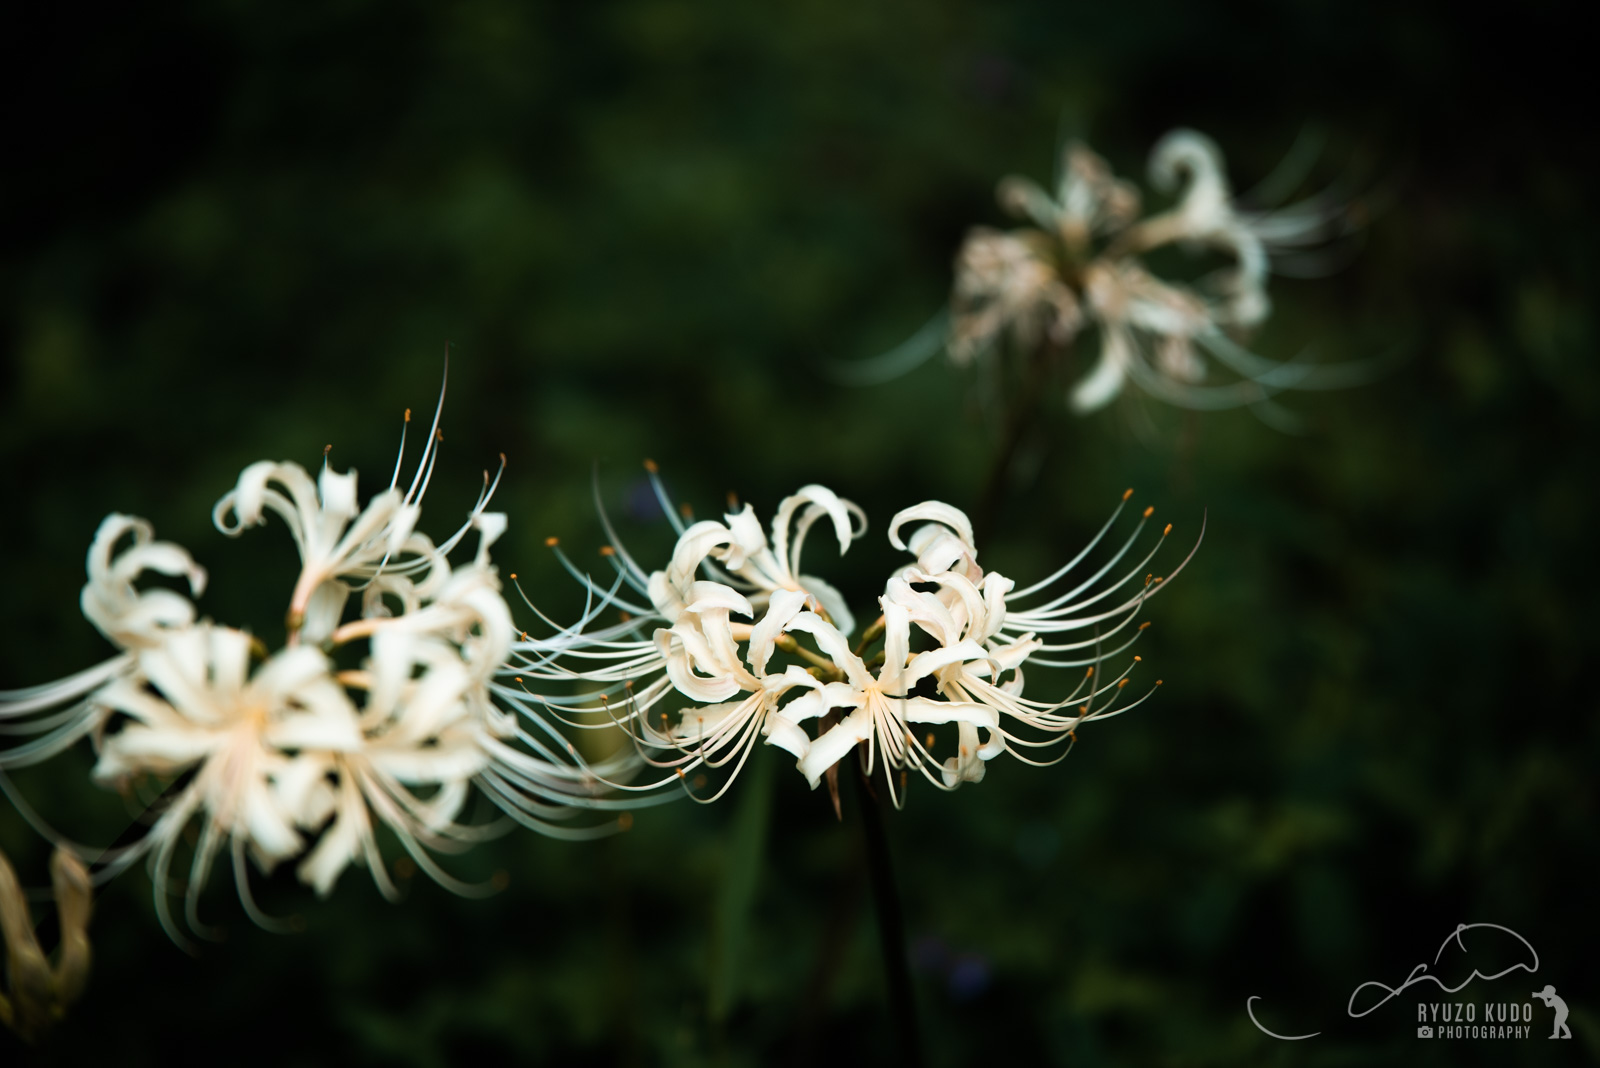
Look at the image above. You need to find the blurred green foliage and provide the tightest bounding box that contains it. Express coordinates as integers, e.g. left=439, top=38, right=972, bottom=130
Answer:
left=2, top=0, right=1596, bottom=1064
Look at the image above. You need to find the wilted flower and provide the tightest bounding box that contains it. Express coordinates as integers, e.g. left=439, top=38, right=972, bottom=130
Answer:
left=1, top=392, right=630, bottom=944
left=0, top=846, right=92, bottom=1044
left=513, top=466, right=1199, bottom=808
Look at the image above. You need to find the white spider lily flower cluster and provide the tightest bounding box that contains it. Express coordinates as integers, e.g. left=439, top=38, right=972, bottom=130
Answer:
left=1, top=402, right=623, bottom=945
left=513, top=467, right=1198, bottom=808
left=950, top=128, right=1354, bottom=414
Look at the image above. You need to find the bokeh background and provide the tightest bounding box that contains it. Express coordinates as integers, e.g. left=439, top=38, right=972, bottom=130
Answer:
left=2, top=1, right=1596, bottom=1064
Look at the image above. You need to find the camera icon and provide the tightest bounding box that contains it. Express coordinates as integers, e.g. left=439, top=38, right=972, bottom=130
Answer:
left=1417, top=1026, right=1434, bottom=1038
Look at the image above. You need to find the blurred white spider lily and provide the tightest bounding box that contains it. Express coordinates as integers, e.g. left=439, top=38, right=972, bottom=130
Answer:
left=1, top=392, right=634, bottom=945
left=847, top=128, right=1367, bottom=418
left=90, top=624, right=361, bottom=937
left=515, top=470, right=1198, bottom=809
left=0, top=515, right=208, bottom=772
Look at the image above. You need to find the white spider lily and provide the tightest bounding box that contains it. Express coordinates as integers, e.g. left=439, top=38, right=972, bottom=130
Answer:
left=90, top=623, right=361, bottom=942
left=518, top=472, right=1197, bottom=809
left=507, top=470, right=866, bottom=735
left=211, top=394, right=504, bottom=636
left=2, top=394, right=638, bottom=945
left=852, top=128, right=1365, bottom=419
left=788, top=604, right=999, bottom=808
left=0, top=515, right=206, bottom=772
left=80, top=514, right=207, bottom=649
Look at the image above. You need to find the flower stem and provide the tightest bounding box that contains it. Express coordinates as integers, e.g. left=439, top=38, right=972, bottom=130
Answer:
left=974, top=339, right=1063, bottom=548
left=851, top=764, right=922, bottom=1067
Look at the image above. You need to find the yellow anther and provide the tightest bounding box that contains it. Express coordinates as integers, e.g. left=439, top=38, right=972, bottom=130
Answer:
left=644, top=458, right=659, bottom=473
left=1122, top=488, right=1134, bottom=500
left=1133, top=655, right=1142, bottom=662
left=1142, top=505, right=1154, bottom=518
left=1163, top=523, right=1172, bottom=536
left=545, top=536, right=559, bottom=547
left=404, top=408, right=412, bottom=422
left=599, top=545, right=615, bottom=557
left=925, top=733, right=936, bottom=748
left=1139, top=621, right=1152, bottom=631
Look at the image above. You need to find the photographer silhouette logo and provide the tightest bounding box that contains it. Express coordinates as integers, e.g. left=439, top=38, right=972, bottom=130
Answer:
left=1532, top=986, right=1572, bottom=1040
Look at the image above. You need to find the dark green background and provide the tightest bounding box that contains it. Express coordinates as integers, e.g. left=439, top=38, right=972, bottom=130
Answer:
left=2, top=1, right=1595, bottom=1064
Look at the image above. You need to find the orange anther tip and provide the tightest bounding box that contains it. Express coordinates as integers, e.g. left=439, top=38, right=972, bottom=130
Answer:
left=499, top=452, right=507, bottom=463
left=675, top=768, right=686, bottom=779
left=925, top=733, right=936, bottom=748
left=323, top=444, right=332, bottom=455
left=509, top=573, right=518, bottom=580
left=1118, top=678, right=1129, bottom=688
left=1142, top=506, right=1154, bottom=518
left=1139, top=621, right=1152, bottom=630
left=644, top=459, right=658, bottom=473
left=618, top=813, right=634, bottom=831
left=1163, top=523, right=1172, bottom=536
left=544, top=536, right=559, bottom=547
left=1079, top=704, right=1089, bottom=713
left=599, top=545, right=616, bottom=556
left=404, top=408, right=412, bottom=421
left=1154, top=577, right=1163, bottom=584
left=1134, top=655, right=1142, bottom=661
left=1122, top=488, right=1134, bottom=500
left=1156, top=679, right=1164, bottom=685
